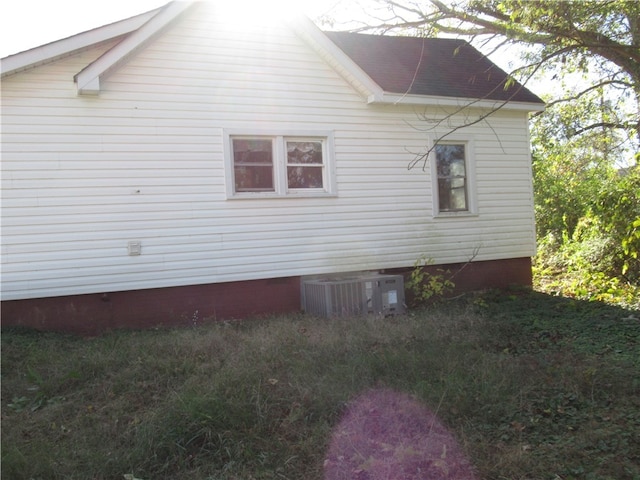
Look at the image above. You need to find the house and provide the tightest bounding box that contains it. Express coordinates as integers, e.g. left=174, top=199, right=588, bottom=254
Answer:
left=0, top=1, right=544, bottom=333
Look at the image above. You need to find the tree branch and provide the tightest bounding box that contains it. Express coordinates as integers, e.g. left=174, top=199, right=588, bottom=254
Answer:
left=535, top=78, right=635, bottom=114
left=570, top=122, right=634, bottom=137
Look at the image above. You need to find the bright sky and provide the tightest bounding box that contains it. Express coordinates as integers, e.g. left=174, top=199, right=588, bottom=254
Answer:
left=0, top=0, right=555, bottom=101
left=0, top=0, right=353, bottom=59
left=0, top=1, right=160, bottom=58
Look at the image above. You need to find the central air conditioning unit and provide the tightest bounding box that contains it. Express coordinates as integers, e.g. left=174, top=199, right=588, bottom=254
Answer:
left=301, top=273, right=405, bottom=317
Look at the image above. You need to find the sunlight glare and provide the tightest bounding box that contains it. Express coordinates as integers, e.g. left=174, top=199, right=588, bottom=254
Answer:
left=207, top=0, right=306, bottom=26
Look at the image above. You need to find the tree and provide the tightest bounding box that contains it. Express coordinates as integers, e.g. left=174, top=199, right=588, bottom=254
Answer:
left=358, top=0, right=639, bottom=157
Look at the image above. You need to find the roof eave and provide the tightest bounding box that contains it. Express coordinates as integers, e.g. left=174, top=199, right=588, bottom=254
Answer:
left=0, top=8, right=160, bottom=77
left=368, top=92, right=545, bottom=112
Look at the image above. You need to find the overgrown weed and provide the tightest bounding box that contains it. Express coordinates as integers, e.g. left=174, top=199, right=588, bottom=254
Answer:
left=2, top=291, right=638, bottom=479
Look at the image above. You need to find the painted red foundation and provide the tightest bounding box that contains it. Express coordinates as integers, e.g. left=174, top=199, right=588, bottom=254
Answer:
left=1, top=257, right=531, bottom=335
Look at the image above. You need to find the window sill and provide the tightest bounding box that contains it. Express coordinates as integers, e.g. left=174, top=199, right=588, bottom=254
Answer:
left=433, top=211, right=479, bottom=219
left=227, top=191, right=338, bottom=200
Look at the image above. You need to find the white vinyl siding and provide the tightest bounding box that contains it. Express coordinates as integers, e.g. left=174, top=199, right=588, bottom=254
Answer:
left=0, top=3, right=536, bottom=301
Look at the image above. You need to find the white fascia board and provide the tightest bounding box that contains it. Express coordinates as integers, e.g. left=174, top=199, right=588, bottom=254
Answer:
left=287, top=15, right=385, bottom=102
left=368, top=92, right=546, bottom=112
left=0, top=9, right=160, bottom=77
left=75, top=1, right=194, bottom=95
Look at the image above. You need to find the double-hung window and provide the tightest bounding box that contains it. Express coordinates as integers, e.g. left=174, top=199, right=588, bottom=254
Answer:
left=432, top=140, right=477, bottom=215
left=225, top=132, right=335, bottom=198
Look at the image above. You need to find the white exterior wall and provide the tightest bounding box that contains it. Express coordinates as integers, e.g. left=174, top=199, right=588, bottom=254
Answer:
left=0, top=3, right=536, bottom=301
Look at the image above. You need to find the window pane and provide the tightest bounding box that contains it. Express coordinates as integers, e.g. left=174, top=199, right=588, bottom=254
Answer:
left=233, top=139, right=273, bottom=164
left=232, top=138, right=274, bottom=192
left=438, top=178, right=467, bottom=211
left=287, top=141, right=323, bottom=164
left=287, top=140, right=324, bottom=189
left=287, top=166, right=324, bottom=188
left=436, top=145, right=465, bottom=176
left=234, top=166, right=274, bottom=191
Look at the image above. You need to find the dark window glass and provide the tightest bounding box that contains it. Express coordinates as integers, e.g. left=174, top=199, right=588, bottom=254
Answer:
left=286, top=141, right=324, bottom=189
left=233, top=139, right=274, bottom=192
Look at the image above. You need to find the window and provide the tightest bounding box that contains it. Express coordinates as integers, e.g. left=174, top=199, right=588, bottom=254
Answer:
left=432, top=140, right=476, bottom=215
left=225, top=132, right=335, bottom=198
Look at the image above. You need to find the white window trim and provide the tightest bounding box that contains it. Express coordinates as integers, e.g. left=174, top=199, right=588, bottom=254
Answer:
left=429, top=136, right=478, bottom=217
left=224, top=129, right=337, bottom=199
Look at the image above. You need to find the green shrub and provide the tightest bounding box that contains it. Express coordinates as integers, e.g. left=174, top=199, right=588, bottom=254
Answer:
left=406, top=256, right=455, bottom=306
left=534, top=229, right=640, bottom=309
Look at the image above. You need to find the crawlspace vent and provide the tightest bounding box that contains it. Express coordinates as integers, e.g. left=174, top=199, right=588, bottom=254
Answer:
left=302, top=274, right=405, bottom=317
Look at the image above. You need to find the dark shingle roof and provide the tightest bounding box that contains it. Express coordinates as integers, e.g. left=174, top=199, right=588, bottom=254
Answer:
left=324, top=32, right=543, bottom=104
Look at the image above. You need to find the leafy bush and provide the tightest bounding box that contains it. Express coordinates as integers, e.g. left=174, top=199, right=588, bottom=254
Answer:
left=534, top=160, right=639, bottom=308
left=594, top=164, right=640, bottom=282
left=406, top=256, right=455, bottom=306
left=534, top=226, right=640, bottom=309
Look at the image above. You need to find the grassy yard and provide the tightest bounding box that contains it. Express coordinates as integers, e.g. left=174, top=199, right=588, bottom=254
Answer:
left=2, top=290, right=639, bottom=479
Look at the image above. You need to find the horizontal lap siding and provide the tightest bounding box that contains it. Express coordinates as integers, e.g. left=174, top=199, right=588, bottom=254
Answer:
left=0, top=3, right=535, bottom=301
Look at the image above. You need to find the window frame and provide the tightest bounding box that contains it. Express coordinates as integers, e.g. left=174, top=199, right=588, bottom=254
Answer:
left=430, top=137, right=478, bottom=217
left=224, top=130, right=336, bottom=199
